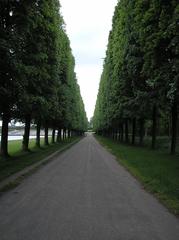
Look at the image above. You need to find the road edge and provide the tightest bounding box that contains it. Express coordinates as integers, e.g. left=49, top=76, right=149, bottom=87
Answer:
left=0, top=137, right=83, bottom=195
left=94, top=135, right=179, bottom=218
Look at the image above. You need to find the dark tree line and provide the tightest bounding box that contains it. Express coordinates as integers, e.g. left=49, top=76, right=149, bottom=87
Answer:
left=93, top=0, right=179, bottom=154
left=0, top=0, right=87, bottom=157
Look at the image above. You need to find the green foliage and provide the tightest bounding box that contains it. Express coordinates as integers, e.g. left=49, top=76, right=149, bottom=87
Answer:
left=0, top=0, right=87, bottom=156
left=93, top=0, right=179, bottom=153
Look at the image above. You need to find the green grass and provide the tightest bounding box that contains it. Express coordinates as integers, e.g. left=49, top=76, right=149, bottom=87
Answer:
left=0, top=137, right=80, bottom=182
left=143, top=136, right=179, bottom=152
left=7, top=139, right=38, bottom=156
left=124, top=135, right=179, bottom=153
left=95, top=135, right=179, bottom=216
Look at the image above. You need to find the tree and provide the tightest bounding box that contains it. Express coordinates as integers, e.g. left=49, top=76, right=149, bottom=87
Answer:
left=93, top=0, right=179, bottom=154
left=0, top=0, right=22, bottom=157
left=0, top=0, right=87, bottom=157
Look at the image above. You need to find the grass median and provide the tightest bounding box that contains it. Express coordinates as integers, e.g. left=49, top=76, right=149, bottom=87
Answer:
left=0, top=137, right=81, bottom=182
left=95, top=135, right=179, bottom=216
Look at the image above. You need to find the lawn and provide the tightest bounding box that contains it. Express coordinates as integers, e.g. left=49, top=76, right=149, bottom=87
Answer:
left=96, top=135, right=179, bottom=216
left=0, top=137, right=80, bottom=182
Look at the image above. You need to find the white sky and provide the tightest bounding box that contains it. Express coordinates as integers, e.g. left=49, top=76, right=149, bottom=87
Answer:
left=60, top=0, right=118, bottom=120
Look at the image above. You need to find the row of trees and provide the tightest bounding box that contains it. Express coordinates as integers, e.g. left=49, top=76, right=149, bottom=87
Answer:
left=93, top=0, right=179, bottom=154
left=0, top=0, right=87, bottom=157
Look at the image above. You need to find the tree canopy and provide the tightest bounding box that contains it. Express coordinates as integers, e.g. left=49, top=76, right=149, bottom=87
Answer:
left=93, top=0, right=179, bottom=154
left=0, top=0, right=87, bottom=157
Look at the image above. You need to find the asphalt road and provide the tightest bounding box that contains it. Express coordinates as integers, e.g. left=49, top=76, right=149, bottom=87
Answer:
left=0, top=134, right=179, bottom=240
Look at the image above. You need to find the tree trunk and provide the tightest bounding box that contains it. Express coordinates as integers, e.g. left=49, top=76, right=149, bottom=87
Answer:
left=110, top=129, right=113, bottom=139
left=115, top=129, right=117, bottom=140
left=68, top=129, right=71, bottom=138
left=139, top=118, right=145, bottom=145
left=132, top=118, right=136, bottom=145
left=112, top=129, right=114, bottom=139
left=116, top=129, right=118, bottom=139
left=171, top=100, right=178, bottom=154
left=36, top=119, right=41, bottom=148
left=125, top=119, right=129, bottom=143
left=57, top=128, right=61, bottom=142
left=71, top=130, right=74, bottom=137
left=152, top=105, right=157, bottom=149
left=52, top=128, right=55, bottom=144
left=116, top=129, right=119, bottom=141
left=118, top=128, right=121, bottom=141
left=0, top=112, right=9, bottom=157
left=168, top=116, right=171, bottom=138
left=44, top=124, right=49, bottom=145
left=121, top=124, right=124, bottom=142
left=63, top=129, right=66, bottom=140
left=22, top=114, right=31, bottom=151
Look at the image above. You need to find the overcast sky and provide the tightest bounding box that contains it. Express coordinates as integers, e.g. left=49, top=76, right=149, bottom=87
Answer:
left=60, top=0, right=118, bottom=120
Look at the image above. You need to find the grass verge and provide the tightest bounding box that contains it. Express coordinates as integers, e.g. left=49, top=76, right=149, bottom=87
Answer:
left=95, top=135, right=179, bottom=216
left=0, top=137, right=81, bottom=183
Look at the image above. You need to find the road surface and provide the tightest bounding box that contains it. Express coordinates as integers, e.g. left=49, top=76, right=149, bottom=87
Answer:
left=0, top=134, right=179, bottom=240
